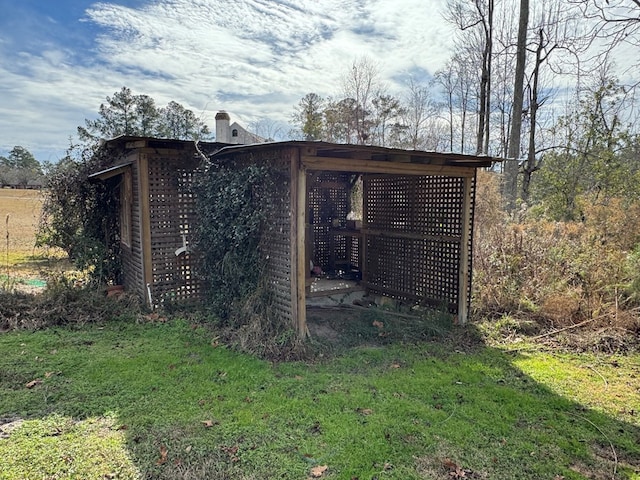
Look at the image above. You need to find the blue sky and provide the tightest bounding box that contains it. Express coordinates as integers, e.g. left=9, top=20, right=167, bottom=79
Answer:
left=0, top=0, right=455, bottom=162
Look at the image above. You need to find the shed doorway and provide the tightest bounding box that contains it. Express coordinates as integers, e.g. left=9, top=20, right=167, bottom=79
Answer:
left=305, top=170, right=364, bottom=302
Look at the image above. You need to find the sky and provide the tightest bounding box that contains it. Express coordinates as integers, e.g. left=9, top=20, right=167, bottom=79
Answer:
left=0, top=0, right=456, bottom=163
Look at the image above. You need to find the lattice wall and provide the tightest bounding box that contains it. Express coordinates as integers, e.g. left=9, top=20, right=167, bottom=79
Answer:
left=307, top=172, right=352, bottom=270
left=147, top=156, right=202, bottom=304
left=121, top=160, right=145, bottom=300
left=226, top=150, right=295, bottom=326
left=363, top=174, right=474, bottom=312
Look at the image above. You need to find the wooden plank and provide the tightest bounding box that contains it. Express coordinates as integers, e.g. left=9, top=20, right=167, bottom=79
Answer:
left=359, top=281, right=456, bottom=310
left=457, top=175, right=473, bottom=324
left=296, top=154, right=308, bottom=338
left=125, top=140, right=147, bottom=149
left=290, top=151, right=308, bottom=338
left=289, top=153, right=299, bottom=333
left=362, top=228, right=460, bottom=243
left=361, top=174, right=368, bottom=286
left=302, top=155, right=476, bottom=177
left=138, top=152, right=154, bottom=307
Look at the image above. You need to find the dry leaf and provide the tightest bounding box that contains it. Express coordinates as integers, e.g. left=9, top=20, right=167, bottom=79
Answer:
left=185, top=445, right=192, bottom=453
left=442, top=458, right=458, bottom=471
left=310, top=465, right=328, bottom=477
left=157, top=445, right=168, bottom=465
left=357, top=408, right=373, bottom=415
left=372, top=320, right=384, bottom=329
left=202, top=419, right=218, bottom=428
left=25, top=379, right=42, bottom=389
left=390, top=363, right=401, bottom=369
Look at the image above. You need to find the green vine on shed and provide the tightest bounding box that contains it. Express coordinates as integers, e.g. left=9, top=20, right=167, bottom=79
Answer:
left=193, top=159, right=281, bottom=322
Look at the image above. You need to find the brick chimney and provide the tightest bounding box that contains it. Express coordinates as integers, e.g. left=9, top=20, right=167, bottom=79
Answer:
left=215, top=111, right=230, bottom=143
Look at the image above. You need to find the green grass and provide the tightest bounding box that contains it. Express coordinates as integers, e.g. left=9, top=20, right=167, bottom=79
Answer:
left=1, top=318, right=639, bottom=479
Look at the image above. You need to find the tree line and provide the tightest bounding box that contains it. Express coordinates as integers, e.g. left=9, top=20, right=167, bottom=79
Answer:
left=0, top=146, right=44, bottom=187
left=289, top=0, right=640, bottom=220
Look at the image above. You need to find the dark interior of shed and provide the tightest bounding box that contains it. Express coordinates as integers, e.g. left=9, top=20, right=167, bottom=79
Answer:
left=306, top=171, right=363, bottom=296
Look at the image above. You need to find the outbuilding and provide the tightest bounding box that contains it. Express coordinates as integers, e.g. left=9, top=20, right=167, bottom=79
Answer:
left=91, top=138, right=495, bottom=338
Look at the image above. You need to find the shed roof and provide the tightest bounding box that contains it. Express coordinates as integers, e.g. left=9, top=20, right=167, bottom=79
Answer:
left=102, top=135, right=230, bottom=151
left=211, top=141, right=498, bottom=169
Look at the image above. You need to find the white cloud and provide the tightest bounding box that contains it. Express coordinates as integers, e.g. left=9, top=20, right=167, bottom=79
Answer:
left=1, top=0, right=457, bottom=159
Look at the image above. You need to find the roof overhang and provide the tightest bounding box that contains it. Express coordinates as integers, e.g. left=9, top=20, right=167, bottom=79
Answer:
left=210, top=141, right=498, bottom=169
left=89, top=162, right=132, bottom=180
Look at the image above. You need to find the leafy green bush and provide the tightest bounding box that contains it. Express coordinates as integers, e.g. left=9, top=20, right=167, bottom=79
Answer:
left=38, top=143, right=122, bottom=285
left=193, top=160, right=278, bottom=321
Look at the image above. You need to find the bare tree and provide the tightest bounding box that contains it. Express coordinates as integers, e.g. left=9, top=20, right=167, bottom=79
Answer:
left=399, top=78, right=440, bottom=150
left=371, top=94, right=405, bottom=147
left=250, top=116, right=285, bottom=141
left=435, top=57, right=477, bottom=153
left=504, top=0, right=529, bottom=209
left=445, top=0, right=495, bottom=154
left=341, top=56, right=382, bottom=144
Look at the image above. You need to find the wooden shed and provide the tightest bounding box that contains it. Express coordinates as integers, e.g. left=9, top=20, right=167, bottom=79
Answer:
left=92, top=138, right=495, bottom=337
left=89, top=136, right=227, bottom=305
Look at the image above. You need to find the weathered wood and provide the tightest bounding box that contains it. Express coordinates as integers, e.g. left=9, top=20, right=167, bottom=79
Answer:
left=457, top=175, right=473, bottom=324
left=289, top=153, right=299, bottom=333
left=302, top=155, right=476, bottom=177
left=361, top=174, right=369, bottom=286
left=138, top=152, right=153, bottom=306
left=292, top=152, right=308, bottom=338
left=362, top=228, right=460, bottom=243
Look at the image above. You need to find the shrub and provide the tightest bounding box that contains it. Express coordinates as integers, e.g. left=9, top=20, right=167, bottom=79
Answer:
left=473, top=173, right=640, bottom=335
left=38, top=144, right=123, bottom=285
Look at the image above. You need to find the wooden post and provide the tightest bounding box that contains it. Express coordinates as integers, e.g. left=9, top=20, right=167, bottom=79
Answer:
left=290, top=150, right=308, bottom=338
left=138, top=152, right=154, bottom=307
left=361, top=174, right=368, bottom=285
left=457, top=174, right=473, bottom=324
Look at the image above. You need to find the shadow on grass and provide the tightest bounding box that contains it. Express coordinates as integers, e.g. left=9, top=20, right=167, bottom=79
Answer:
left=1, top=313, right=639, bottom=479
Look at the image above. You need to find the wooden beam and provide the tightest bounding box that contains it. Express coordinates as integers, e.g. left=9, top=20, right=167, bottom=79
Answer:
left=138, top=152, right=154, bottom=307
left=289, top=153, right=299, bottom=334
left=290, top=150, right=308, bottom=338
left=125, top=140, right=147, bottom=149
left=302, top=155, right=475, bottom=177
left=361, top=175, right=369, bottom=286
left=457, top=175, right=473, bottom=324
left=362, top=228, right=460, bottom=243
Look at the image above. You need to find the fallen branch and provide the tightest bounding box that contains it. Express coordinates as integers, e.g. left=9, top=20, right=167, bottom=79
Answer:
left=568, top=413, right=618, bottom=479
left=583, top=364, right=608, bottom=390
left=307, top=303, right=423, bottom=321
left=530, top=314, right=607, bottom=341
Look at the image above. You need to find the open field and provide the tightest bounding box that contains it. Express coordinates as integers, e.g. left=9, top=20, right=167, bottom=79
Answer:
left=0, top=188, right=43, bottom=255
left=1, top=317, right=639, bottom=480
left=0, top=188, right=67, bottom=287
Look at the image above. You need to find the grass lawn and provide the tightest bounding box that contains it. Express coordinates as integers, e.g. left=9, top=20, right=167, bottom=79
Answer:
left=1, top=316, right=639, bottom=479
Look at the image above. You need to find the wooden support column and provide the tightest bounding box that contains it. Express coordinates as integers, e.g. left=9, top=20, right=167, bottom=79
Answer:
left=138, top=152, right=154, bottom=307
left=290, top=150, right=308, bottom=338
left=457, top=175, right=473, bottom=324
left=361, top=174, right=368, bottom=285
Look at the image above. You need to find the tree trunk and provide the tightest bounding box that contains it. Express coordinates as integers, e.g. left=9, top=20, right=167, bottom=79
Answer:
left=522, top=29, right=544, bottom=203
left=504, top=0, right=529, bottom=211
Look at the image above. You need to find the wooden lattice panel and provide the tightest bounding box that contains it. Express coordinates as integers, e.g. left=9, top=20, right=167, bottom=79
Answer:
left=228, top=150, right=294, bottom=325
left=147, top=156, right=202, bottom=304
left=121, top=158, right=145, bottom=300
left=363, top=174, right=471, bottom=312
left=307, top=172, right=351, bottom=270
